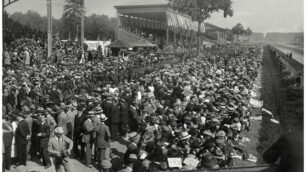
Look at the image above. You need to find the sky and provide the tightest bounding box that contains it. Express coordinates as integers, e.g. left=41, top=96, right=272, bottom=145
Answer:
left=4, top=0, right=304, bottom=33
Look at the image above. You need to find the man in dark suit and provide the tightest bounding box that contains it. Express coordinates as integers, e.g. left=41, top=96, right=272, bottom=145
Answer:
left=95, top=114, right=111, bottom=172
left=185, top=96, right=197, bottom=112
left=110, top=148, right=124, bottom=172
left=3, top=116, right=13, bottom=170
left=37, top=113, right=51, bottom=168
left=110, top=99, right=120, bottom=140
left=119, top=97, right=129, bottom=137
left=128, top=101, right=139, bottom=132
left=15, top=113, right=30, bottom=166
left=102, top=95, right=113, bottom=125
left=73, top=105, right=86, bottom=159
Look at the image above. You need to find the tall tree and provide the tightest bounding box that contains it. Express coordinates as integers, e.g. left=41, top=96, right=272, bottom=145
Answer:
left=62, top=0, right=84, bottom=40
left=10, top=10, right=48, bottom=32
left=8, top=11, right=116, bottom=41
left=231, top=23, right=245, bottom=43
left=169, top=0, right=233, bottom=55
left=245, top=27, right=252, bottom=42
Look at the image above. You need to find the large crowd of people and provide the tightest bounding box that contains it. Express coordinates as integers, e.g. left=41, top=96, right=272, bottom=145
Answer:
left=3, top=16, right=263, bottom=172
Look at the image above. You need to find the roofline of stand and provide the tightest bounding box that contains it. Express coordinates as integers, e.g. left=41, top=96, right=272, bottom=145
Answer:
left=205, top=23, right=228, bottom=32
left=114, top=4, right=193, bottom=20
left=114, top=4, right=168, bottom=9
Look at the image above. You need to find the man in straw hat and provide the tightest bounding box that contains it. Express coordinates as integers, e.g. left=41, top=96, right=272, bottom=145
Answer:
left=48, top=127, right=73, bottom=172
left=82, top=111, right=96, bottom=168
left=124, top=132, right=141, bottom=164
left=58, top=103, right=69, bottom=135
left=119, top=154, right=138, bottom=172
left=95, top=113, right=111, bottom=172
left=73, top=105, right=86, bottom=159
left=37, top=113, right=52, bottom=169
left=66, top=103, right=77, bottom=139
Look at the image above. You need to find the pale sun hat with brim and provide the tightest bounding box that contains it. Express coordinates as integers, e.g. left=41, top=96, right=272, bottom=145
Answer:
left=54, top=127, right=64, bottom=134
left=129, top=132, right=141, bottom=142
left=180, top=131, right=191, bottom=140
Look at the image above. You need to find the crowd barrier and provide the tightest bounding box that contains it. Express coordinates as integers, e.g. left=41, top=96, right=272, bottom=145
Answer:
left=150, top=164, right=276, bottom=172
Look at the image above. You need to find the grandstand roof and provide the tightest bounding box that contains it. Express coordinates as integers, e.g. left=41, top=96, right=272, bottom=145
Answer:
left=114, top=0, right=168, bottom=8
left=205, top=23, right=228, bottom=32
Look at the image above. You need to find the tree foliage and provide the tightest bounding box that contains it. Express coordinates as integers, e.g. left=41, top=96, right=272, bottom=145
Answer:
left=245, top=27, right=252, bottom=37
left=84, top=14, right=116, bottom=40
left=231, top=23, right=253, bottom=42
left=8, top=10, right=117, bottom=40
left=62, top=0, right=84, bottom=40
left=231, top=23, right=245, bottom=42
left=169, top=0, right=233, bottom=54
left=10, top=11, right=48, bottom=32
left=169, top=0, right=233, bottom=22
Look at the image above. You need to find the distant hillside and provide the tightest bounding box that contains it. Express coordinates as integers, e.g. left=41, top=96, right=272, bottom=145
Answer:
left=265, top=32, right=303, bottom=44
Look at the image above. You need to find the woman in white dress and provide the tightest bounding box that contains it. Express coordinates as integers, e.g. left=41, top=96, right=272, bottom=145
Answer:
left=11, top=118, right=18, bottom=164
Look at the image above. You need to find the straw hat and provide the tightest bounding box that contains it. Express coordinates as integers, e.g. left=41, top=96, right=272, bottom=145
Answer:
left=180, top=131, right=191, bottom=140
left=101, top=160, right=112, bottom=169
left=215, top=130, right=226, bottom=137
left=129, top=132, right=140, bottom=142
left=127, top=154, right=138, bottom=162
left=95, top=106, right=103, bottom=114
left=60, top=103, right=67, bottom=109
left=100, top=114, right=108, bottom=122
left=87, top=111, right=95, bottom=117
left=54, top=127, right=64, bottom=134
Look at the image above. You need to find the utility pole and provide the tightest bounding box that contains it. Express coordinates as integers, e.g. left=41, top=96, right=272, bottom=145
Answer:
left=80, top=0, right=84, bottom=52
left=47, top=0, right=52, bottom=59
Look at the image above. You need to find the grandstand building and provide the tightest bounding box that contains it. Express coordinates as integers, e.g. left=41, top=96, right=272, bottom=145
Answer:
left=114, top=0, right=230, bottom=49
left=114, top=0, right=206, bottom=48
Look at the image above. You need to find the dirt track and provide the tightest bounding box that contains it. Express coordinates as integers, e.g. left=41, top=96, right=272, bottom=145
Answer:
left=234, top=45, right=303, bottom=167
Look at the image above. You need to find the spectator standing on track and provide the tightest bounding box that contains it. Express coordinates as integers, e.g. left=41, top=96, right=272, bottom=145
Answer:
left=3, top=115, right=14, bottom=170
left=58, top=103, right=69, bottom=136
left=37, top=113, right=51, bottom=168
left=24, top=107, right=33, bottom=160
left=83, top=111, right=96, bottom=168
left=95, top=113, right=111, bottom=172
left=48, top=127, right=73, bottom=172
left=15, top=113, right=30, bottom=166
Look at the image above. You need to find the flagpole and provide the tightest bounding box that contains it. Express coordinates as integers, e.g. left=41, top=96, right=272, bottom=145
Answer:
left=47, top=0, right=52, bottom=59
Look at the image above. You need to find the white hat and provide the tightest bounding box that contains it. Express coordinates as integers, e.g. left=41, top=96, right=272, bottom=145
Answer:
left=54, top=127, right=64, bottom=134
left=100, top=114, right=108, bottom=122
left=180, top=131, right=191, bottom=140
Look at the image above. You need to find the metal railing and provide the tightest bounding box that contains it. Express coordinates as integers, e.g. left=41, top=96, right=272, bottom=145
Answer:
left=150, top=164, right=276, bottom=172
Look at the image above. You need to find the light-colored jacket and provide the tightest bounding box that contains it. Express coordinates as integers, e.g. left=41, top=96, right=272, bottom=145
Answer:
left=48, top=135, right=73, bottom=161
left=95, top=123, right=111, bottom=149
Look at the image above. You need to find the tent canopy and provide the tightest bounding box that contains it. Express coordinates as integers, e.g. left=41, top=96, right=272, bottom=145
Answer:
left=106, top=39, right=132, bottom=48
left=131, top=39, right=158, bottom=47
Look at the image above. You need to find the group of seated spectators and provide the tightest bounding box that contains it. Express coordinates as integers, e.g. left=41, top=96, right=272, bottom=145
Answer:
left=119, top=25, right=164, bottom=46
left=3, top=16, right=263, bottom=172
